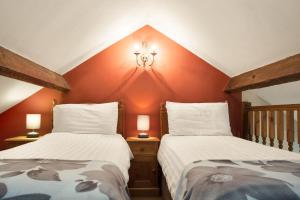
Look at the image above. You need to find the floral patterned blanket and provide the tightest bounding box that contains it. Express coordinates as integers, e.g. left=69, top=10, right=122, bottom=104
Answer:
left=0, top=159, right=130, bottom=200
left=175, top=160, right=300, bottom=200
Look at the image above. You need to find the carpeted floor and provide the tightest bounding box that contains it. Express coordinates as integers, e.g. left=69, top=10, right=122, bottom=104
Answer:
left=132, top=197, right=162, bottom=200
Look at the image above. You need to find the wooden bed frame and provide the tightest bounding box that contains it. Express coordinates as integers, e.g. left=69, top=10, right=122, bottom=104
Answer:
left=159, top=103, right=173, bottom=200
left=160, top=102, right=300, bottom=199
left=52, top=100, right=126, bottom=136
left=160, top=103, right=169, bottom=137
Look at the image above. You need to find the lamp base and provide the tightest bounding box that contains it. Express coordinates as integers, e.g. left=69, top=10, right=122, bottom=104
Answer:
left=27, top=131, right=39, bottom=138
left=138, top=133, right=149, bottom=138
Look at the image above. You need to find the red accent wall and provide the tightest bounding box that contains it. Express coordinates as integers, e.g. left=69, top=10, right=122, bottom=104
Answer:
left=0, top=25, right=242, bottom=149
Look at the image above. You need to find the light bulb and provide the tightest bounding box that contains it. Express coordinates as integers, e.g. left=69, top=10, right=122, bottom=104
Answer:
left=134, top=43, right=141, bottom=53
left=150, top=44, right=158, bottom=53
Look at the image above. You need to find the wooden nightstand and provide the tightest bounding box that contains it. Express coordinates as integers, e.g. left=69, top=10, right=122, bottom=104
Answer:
left=5, top=135, right=42, bottom=149
left=127, top=137, right=160, bottom=197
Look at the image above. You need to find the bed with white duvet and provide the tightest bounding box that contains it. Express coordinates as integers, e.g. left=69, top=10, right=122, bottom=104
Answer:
left=158, top=101, right=300, bottom=200
left=0, top=102, right=133, bottom=200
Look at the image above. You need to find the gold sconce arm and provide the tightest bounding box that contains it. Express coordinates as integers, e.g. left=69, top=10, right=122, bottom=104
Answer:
left=134, top=42, right=157, bottom=68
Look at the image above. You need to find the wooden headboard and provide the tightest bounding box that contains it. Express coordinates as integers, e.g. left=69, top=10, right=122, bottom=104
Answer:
left=52, top=100, right=125, bottom=136
left=160, top=103, right=169, bottom=137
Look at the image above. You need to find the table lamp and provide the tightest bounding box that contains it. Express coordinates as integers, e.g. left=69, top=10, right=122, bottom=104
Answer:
left=26, top=114, right=41, bottom=138
left=137, top=115, right=150, bottom=138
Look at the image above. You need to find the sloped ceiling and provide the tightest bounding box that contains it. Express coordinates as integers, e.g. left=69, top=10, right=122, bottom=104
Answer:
left=0, top=0, right=300, bottom=112
left=249, top=80, right=300, bottom=105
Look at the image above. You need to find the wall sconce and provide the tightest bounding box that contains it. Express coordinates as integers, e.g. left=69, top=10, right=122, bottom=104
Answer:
left=134, top=42, right=157, bottom=68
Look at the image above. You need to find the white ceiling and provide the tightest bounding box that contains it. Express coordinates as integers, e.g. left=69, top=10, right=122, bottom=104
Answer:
left=0, top=0, right=300, bottom=112
left=250, top=81, right=300, bottom=105
left=0, top=76, right=41, bottom=112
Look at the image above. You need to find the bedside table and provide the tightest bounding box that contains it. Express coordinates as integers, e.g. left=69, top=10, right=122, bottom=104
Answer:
left=127, top=137, right=160, bottom=197
left=5, top=135, right=42, bottom=149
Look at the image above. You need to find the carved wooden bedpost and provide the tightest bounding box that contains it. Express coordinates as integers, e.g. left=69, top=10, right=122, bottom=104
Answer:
left=242, top=102, right=252, bottom=140
left=298, top=109, right=300, bottom=152
left=160, top=103, right=168, bottom=138
left=117, top=101, right=125, bottom=136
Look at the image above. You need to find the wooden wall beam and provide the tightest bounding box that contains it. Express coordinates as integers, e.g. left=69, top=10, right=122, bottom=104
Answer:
left=225, top=54, right=300, bottom=92
left=0, top=46, right=70, bottom=92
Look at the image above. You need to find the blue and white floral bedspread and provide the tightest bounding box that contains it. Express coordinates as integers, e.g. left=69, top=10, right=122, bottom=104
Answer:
left=0, top=159, right=130, bottom=200
left=176, top=160, right=300, bottom=200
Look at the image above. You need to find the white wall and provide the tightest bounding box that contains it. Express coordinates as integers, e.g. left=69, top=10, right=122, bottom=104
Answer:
left=242, top=90, right=270, bottom=106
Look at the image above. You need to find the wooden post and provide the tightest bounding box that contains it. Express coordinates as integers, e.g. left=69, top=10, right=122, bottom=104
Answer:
left=246, top=104, right=300, bottom=151
left=254, top=111, right=260, bottom=143
left=286, top=110, right=295, bottom=151
left=277, top=111, right=284, bottom=149
left=298, top=109, right=300, bottom=152
left=261, top=111, right=267, bottom=145
left=268, top=110, right=275, bottom=147
left=160, top=103, right=168, bottom=137
left=249, top=111, right=254, bottom=141
left=242, top=102, right=252, bottom=140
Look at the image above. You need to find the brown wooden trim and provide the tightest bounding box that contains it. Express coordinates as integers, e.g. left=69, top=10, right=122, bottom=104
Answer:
left=254, top=111, right=260, bottom=143
left=268, top=110, right=275, bottom=147
left=117, top=102, right=125, bottom=136
left=160, top=103, right=168, bottom=137
left=261, top=111, right=267, bottom=145
left=225, top=54, right=300, bottom=92
left=286, top=110, right=294, bottom=151
left=242, top=102, right=252, bottom=140
left=250, top=104, right=300, bottom=111
left=248, top=111, right=254, bottom=141
left=126, top=137, right=160, bottom=142
left=243, top=102, right=300, bottom=151
left=0, top=46, right=70, bottom=92
left=298, top=110, right=300, bottom=152
left=5, top=135, right=42, bottom=142
left=277, top=111, right=284, bottom=149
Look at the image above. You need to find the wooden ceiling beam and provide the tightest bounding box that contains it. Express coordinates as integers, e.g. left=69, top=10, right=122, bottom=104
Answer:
left=0, top=46, right=70, bottom=92
left=225, top=54, right=300, bottom=92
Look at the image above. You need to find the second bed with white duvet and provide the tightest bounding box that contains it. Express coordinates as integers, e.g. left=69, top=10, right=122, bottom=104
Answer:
left=158, top=135, right=300, bottom=200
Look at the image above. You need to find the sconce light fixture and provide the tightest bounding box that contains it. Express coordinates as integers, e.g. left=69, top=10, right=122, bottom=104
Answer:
left=134, top=42, right=157, bottom=68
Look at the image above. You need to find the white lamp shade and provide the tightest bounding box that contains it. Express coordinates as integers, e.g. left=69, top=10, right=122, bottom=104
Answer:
left=26, top=114, right=41, bottom=130
left=137, top=115, right=150, bottom=131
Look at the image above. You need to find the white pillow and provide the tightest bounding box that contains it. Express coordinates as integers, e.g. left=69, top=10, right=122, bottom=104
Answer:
left=52, top=102, right=118, bottom=134
left=166, top=101, right=232, bottom=136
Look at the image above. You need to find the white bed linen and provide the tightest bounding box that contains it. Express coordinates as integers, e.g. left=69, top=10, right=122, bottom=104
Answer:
left=52, top=102, right=118, bottom=135
left=166, top=102, right=231, bottom=136
left=0, top=133, right=133, bottom=182
left=158, top=135, right=300, bottom=199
